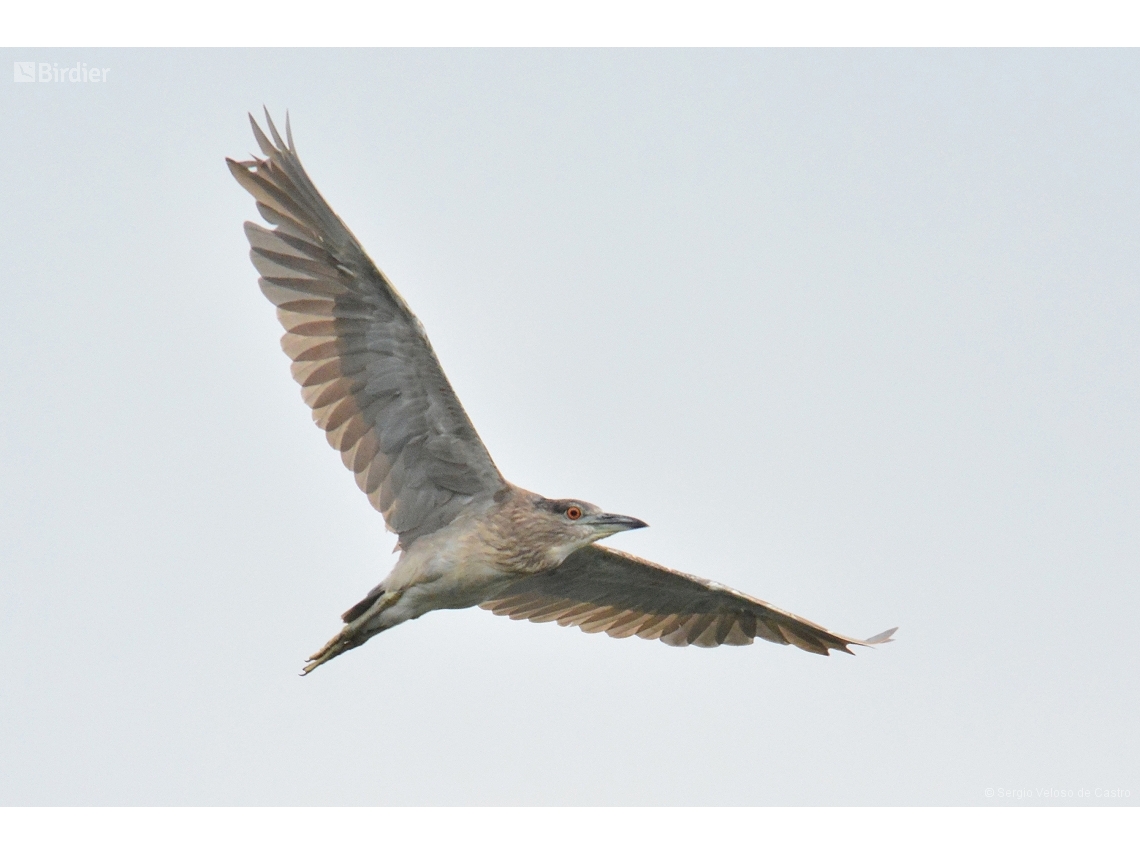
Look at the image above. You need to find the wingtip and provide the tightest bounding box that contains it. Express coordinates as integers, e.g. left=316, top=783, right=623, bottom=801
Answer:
left=225, top=157, right=253, bottom=180
left=864, top=627, right=898, bottom=645
left=247, top=111, right=275, bottom=159
left=264, top=108, right=289, bottom=152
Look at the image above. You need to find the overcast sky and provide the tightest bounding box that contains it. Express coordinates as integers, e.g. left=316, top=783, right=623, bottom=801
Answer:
left=1, top=49, right=1137, bottom=806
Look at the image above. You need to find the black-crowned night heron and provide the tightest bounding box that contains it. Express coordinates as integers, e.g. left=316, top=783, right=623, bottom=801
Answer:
left=228, top=112, right=896, bottom=674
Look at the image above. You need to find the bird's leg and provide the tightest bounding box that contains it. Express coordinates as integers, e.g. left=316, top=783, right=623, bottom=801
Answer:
left=302, top=590, right=404, bottom=675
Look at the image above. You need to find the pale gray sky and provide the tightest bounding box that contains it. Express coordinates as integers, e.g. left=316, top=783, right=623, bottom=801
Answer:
left=1, top=49, right=1137, bottom=806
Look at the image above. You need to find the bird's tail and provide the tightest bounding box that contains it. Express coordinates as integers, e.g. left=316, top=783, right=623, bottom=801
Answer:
left=302, top=590, right=403, bottom=675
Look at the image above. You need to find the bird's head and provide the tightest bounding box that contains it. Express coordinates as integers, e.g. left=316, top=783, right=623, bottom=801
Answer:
left=531, top=496, right=648, bottom=561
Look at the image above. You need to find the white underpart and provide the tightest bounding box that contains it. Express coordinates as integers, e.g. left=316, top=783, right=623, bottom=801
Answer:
left=360, top=514, right=518, bottom=634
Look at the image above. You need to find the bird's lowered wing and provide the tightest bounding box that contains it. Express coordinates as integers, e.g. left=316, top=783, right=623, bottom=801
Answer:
left=480, top=544, right=896, bottom=654
left=228, top=113, right=505, bottom=548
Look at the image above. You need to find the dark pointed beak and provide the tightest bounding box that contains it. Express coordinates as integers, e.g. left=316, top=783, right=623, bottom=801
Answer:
left=589, top=513, right=648, bottom=533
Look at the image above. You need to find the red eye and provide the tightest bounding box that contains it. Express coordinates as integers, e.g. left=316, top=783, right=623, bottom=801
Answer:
left=566, top=506, right=582, bottom=521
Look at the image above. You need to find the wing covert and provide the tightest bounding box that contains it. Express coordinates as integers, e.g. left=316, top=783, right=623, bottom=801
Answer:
left=229, top=112, right=505, bottom=548
left=481, top=544, right=896, bottom=654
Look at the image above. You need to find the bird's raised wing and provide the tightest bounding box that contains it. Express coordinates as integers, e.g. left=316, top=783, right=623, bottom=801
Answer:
left=229, top=113, right=505, bottom=548
left=480, top=544, right=896, bottom=654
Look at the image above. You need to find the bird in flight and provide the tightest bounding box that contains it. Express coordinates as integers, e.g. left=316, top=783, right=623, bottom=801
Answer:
left=228, top=112, right=896, bottom=674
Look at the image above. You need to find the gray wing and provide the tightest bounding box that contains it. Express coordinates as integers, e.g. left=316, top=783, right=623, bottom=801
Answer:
left=228, top=112, right=505, bottom=549
left=481, top=544, right=896, bottom=654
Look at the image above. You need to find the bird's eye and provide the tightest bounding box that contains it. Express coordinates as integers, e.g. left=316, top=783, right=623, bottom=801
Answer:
left=566, top=506, right=582, bottom=521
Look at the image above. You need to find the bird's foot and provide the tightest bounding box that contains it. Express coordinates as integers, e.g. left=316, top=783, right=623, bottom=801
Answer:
left=300, top=590, right=404, bottom=675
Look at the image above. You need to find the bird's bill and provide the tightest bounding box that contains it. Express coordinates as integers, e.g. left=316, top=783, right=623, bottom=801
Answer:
left=586, top=513, right=649, bottom=537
